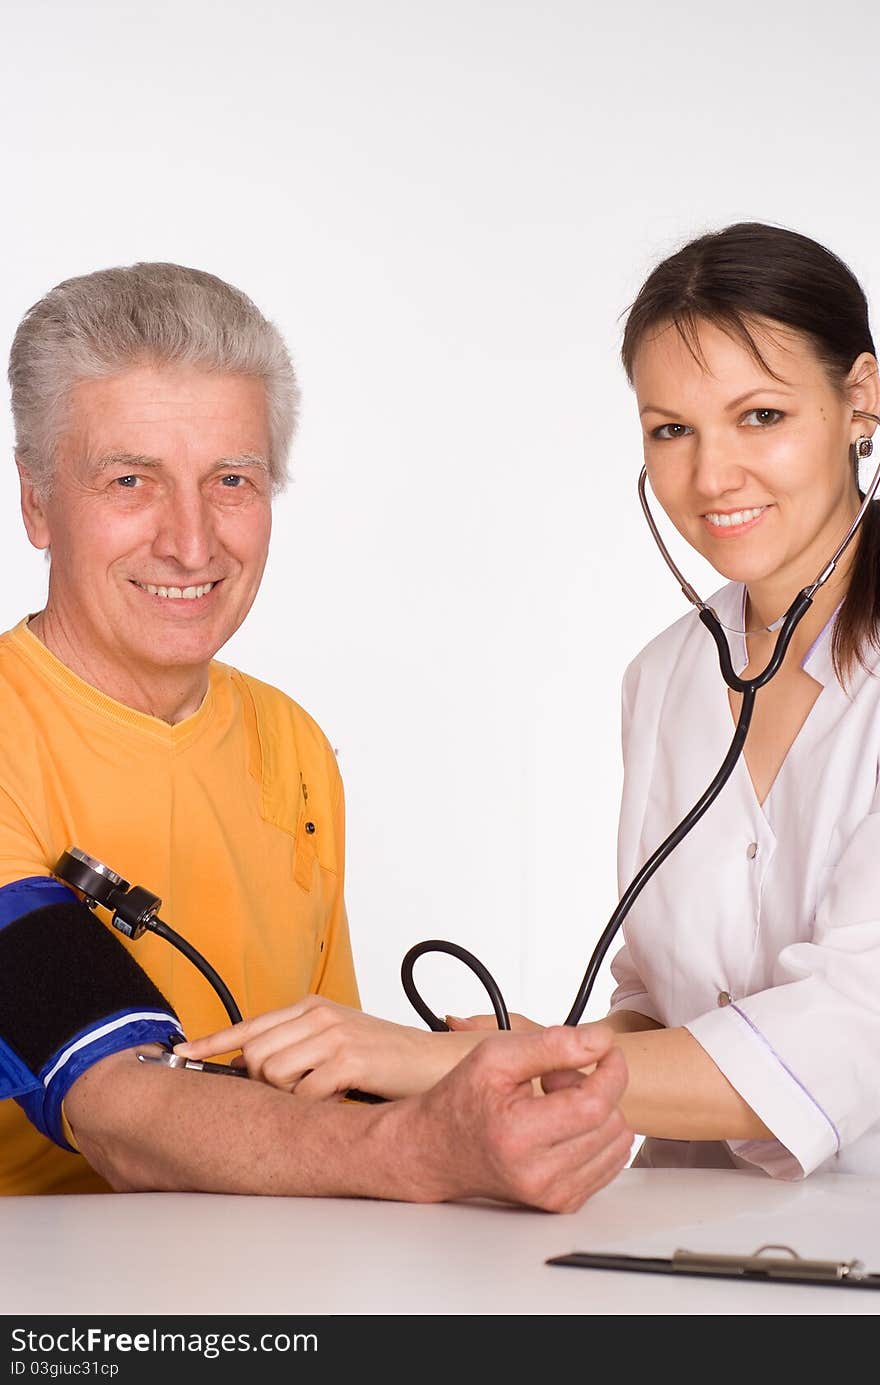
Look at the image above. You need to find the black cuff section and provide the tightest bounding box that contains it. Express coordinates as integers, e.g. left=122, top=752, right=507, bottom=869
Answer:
left=0, top=899, right=176, bottom=1072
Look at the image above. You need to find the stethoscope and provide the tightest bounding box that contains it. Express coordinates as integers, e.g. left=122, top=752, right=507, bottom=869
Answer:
left=52, top=410, right=880, bottom=1056
left=400, top=409, right=880, bottom=1032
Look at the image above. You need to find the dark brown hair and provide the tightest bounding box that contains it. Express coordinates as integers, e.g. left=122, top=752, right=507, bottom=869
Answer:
left=621, top=222, right=879, bottom=685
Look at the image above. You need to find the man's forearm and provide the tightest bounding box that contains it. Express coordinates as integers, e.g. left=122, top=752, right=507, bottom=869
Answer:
left=65, top=1049, right=444, bottom=1202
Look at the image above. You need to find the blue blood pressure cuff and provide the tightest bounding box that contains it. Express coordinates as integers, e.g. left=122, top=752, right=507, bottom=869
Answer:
left=0, top=876, right=184, bottom=1151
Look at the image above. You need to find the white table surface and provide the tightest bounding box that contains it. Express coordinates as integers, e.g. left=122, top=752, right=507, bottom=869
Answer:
left=3, top=1167, right=879, bottom=1316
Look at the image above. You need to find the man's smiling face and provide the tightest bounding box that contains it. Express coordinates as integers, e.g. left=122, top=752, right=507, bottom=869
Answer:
left=21, top=363, right=274, bottom=683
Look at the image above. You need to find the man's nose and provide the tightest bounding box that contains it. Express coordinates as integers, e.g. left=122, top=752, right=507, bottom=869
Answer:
left=151, top=490, right=216, bottom=571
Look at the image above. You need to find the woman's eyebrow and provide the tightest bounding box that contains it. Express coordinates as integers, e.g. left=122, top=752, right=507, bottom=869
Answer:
left=724, top=386, right=796, bottom=411
left=638, top=403, right=683, bottom=418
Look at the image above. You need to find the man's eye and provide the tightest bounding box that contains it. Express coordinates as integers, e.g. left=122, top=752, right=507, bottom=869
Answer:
left=114, top=475, right=140, bottom=488
left=651, top=423, right=693, bottom=440
left=742, top=408, right=784, bottom=427
left=220, top=474, right=246, bottom=487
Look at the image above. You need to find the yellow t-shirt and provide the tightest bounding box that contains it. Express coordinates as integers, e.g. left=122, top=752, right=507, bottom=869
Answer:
left=0, top=618, right=360, bottom=1195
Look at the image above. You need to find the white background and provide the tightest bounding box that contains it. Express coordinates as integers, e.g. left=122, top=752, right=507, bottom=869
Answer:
left=1, top=0, right=878, bottom=1028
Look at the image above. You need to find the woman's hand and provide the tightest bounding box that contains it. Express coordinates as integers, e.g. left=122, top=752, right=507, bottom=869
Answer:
left=174, top=997, right=485, bottom=1101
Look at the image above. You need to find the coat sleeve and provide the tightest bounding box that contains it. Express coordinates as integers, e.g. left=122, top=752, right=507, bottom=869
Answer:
left=687, top=774, right=880, bottom=1178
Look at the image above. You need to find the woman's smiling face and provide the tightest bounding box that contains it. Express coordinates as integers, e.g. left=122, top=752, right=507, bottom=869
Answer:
left=632, top=316, right=868, bottom=595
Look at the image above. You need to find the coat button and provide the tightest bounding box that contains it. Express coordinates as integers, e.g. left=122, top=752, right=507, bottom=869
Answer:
left=718, top=991, right=732, bottom=1007
left=746, top=842, right=758, bottom=859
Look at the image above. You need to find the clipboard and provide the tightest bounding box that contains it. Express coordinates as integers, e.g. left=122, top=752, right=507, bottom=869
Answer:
left=546, top=1242, right=880, bottom=1290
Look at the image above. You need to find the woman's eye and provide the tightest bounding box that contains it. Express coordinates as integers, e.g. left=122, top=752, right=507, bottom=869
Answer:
left=651, top=422, right=693, bottom=441
left=742, top=408, right=784, bottom=427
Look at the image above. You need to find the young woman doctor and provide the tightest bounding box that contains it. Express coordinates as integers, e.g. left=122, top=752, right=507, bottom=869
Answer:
left=178, top=222, right=880, bottom=1181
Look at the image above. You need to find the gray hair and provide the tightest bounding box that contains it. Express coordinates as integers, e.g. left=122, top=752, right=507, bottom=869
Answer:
left=8, top=262, right=300, bottom=496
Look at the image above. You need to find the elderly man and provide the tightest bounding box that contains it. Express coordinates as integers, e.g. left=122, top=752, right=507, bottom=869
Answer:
left=0, top=262, right=631, bottom=1208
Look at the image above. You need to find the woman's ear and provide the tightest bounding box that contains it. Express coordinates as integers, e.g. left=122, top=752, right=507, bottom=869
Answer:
left=846, top=353, right=880, bottom=439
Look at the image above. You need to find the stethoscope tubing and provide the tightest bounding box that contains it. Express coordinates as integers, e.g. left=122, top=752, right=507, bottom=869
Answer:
left=402, top=410, right=880, bottom=1034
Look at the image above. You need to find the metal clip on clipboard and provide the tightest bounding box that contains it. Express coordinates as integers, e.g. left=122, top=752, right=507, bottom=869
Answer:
left=546, top=1243, right=880, bottom=1289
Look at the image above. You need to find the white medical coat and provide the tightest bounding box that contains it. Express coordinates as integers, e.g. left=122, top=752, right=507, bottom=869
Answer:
left=612, top=579, right=880, bottom=1178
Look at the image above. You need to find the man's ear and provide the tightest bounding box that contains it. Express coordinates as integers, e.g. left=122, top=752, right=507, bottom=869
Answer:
left=16, top=460, right=51, bottom=551
left=845, top=353, right=880, bottom=440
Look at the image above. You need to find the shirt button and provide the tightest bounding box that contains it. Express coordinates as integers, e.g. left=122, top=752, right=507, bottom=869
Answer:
left=746, top=842, right=758, bottom=859
left=718, top=991, right=732, bottom=1007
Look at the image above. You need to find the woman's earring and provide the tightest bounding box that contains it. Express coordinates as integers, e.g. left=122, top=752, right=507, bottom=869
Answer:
left=855, top=434, right=874, bottom=461
left=854, top=435, right=874, bottom=491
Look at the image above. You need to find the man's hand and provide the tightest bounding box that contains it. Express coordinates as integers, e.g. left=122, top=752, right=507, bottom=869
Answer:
left=402, top=1023, right=632, bottom=1212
